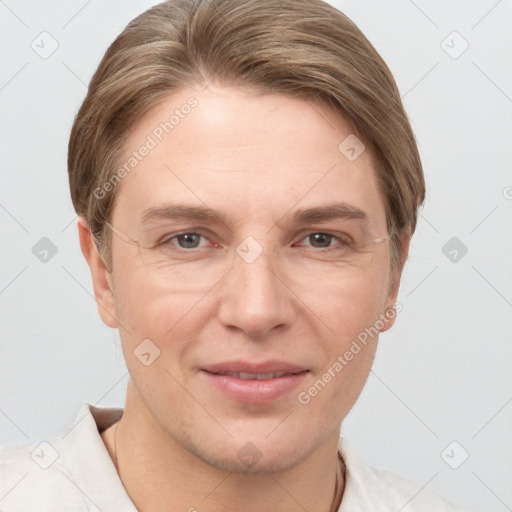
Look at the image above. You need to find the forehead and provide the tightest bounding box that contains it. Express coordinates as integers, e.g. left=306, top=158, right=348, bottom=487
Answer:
left=111, top=85, right=387, bottom=231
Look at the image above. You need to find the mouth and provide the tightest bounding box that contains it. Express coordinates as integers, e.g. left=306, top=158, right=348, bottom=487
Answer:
left=202, top=360, right=307, bottom=375
left=211, top=371, right=302, bottom=380
left=200, top=361, right=309, bottom=403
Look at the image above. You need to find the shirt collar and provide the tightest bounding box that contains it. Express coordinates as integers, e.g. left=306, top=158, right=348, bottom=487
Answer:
left=57, top=403, right=136, bottom=512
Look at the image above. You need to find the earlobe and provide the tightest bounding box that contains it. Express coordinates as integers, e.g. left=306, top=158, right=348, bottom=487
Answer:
left=77, top=217, right=119, bottom=328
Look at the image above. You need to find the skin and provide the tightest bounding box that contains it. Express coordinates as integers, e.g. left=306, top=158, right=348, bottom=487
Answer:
left=78, top=84, right=409, bottom=512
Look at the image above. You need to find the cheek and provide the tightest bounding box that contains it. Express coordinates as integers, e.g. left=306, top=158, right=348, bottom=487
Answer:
left=325, top=284, right=382, bottom=366
left=299, top=264, right=390, bottom=333
left=303, top=268, right=387, bottom=370
left=113, top=273, right=215, bottom=428
left=112, top=267, right=209, bottom=370
left=295, top=273, right=384, bottom=419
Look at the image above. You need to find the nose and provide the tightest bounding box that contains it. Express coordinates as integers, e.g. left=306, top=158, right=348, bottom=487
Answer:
left=217, top=239, right=296, bottom=338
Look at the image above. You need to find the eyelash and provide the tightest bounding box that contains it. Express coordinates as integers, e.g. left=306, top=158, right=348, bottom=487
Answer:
left=158, top=231, right=352, bottom=251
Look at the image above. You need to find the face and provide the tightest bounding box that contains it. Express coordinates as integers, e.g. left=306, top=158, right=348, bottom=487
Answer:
left=89, top=85, right=403, bottom=473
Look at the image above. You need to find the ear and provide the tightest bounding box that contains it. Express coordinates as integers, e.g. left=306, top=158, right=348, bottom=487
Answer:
left=380, top=231, right=411, bottom=333
left=77, top=217, right=118, bottom=328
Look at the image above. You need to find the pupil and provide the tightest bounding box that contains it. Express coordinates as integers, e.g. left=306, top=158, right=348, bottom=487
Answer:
left=178, top=233, right=200, bottom=248
left=310, top=233, right=332, bottom=248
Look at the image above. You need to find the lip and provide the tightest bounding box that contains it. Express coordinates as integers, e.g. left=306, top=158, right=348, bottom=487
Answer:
left=200, top=360, right=309, bottom=404
left=202, top=360, right=307, bottom=375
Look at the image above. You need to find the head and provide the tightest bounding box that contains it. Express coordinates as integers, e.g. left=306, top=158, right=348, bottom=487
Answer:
left=70, top=0, right=424, bottom=473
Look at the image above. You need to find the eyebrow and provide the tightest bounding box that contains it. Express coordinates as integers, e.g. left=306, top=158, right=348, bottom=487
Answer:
left=140, top=204, right=227, bottom=226
left=291, top=203, right=368, bottom=224
left=139, top=202, right=368, bottom=228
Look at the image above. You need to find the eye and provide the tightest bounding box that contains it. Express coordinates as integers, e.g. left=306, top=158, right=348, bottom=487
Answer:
left=160, top=232, right=209, bottom=249
left=305, top=233, right=335, bottom=248
left=297, top=232, right=351, bottom=250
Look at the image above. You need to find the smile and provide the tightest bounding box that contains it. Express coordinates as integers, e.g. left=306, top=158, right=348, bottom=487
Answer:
left=201, top=367, right=309, bottom=404
left=213, top=371, right=295, bottom=380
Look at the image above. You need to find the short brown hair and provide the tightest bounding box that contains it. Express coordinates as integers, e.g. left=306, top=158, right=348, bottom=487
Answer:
left=68, top=0, right=424, bottom=270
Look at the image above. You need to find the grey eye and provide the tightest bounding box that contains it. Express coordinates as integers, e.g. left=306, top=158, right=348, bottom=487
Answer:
left=176, top=233, right=202, bottom=248
left=308, top=233, right=334, bottom=248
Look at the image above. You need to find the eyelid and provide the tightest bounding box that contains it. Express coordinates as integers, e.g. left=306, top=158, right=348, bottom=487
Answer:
left=294, top=227, right=352, bottom=240
left=294, top=231, right=352, bottom=248
left=159, top=230, right=214, bottom=248
left=157, top=228, right=353, bottom=246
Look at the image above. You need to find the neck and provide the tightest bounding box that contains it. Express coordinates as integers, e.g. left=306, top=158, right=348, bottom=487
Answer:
left=104, top=381, right=345, bottom=512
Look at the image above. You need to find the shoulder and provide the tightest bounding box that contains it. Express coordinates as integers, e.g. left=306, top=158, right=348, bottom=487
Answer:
left=1, top=403, right=132, bottom=512
left=371, top=467, right=461, bottom=511
left=0, top=441, right=88, bottom=511
left=338, top=438, right=462, bottom=511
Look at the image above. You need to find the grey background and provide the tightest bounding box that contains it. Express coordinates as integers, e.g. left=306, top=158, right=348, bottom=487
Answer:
left=1, top=1, right=511, bottom=511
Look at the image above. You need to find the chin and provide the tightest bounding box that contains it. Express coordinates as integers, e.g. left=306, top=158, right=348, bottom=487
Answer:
left=195, top=444, right=309, bottom=475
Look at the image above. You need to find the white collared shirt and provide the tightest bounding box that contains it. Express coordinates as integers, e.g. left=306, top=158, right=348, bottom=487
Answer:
left=0, top=403, right=461, bottom=511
